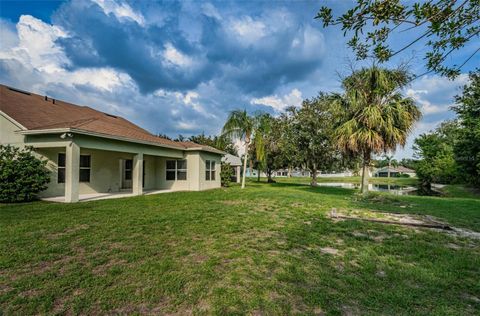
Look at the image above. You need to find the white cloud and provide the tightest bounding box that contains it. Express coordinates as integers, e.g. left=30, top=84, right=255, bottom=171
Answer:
left=162, top=43, right=193, bottom=67
left=406, top=74, right=469, bottom=115
left=202, top=3, right=222, bottom=20
left=0, top=15, right=133, bottom=92
left=229, top=16, right=267, bottom=45
left=92, top=0, right=145, bottom=26
left=251, top=88, right=303, bottom=111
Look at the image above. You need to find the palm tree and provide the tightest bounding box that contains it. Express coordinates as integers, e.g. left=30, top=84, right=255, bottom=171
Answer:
left=222, top=110, right=255, bottom=189
left=335, top=66, right=422, bottom=194
left=253, top=113, right=273, bottom=182
left=384, top=153, right=394, bottom=179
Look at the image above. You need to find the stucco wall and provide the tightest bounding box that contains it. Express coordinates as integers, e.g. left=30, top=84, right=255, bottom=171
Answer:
left=2, top=123, right=222, bottom=197
left=199, top=152, right=222, bottom=190
left=0, top=114, right=25, bottom=145
left=36, top=147, right=138, bottom=197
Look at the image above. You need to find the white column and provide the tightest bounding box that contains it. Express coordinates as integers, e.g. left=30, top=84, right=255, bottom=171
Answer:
left=132, top=153, right=143, bottom=195
left=236, top=166, right=241, bottom=183
left=65, top=141, right=80, bottom=203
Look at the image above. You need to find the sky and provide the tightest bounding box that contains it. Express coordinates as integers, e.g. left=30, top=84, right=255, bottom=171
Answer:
left=0, top=0, right=478, bottom=159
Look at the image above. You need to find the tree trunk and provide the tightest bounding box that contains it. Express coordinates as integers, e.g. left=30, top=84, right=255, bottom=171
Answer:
left=310, top=163, right=317, bottom=186
left=361, top=153, right=370, bottom=194
left=288, top=165, right=292, bottom=178
left=257, top=167, right=260, bottom=182
left=241, top=143, right=249, bottom=189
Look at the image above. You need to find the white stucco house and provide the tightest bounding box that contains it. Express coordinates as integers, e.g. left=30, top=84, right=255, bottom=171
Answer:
left=221, top=153, right=242, bottom=183
left=0, top=85, right=224, bottom=202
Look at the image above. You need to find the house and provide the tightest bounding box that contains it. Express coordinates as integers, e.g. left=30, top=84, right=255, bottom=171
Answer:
left=374, top=166, right=416, bottom=178
left=221, top=154, right=242, bottom=183
left=0, top=85, right=224, bottom=202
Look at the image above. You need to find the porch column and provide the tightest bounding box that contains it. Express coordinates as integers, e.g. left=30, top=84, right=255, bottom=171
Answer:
left=65, top=141, right=80, bottom=203
left=236, top=166, right=241, bottom=183
left=132, top=153, right=143, bottom=195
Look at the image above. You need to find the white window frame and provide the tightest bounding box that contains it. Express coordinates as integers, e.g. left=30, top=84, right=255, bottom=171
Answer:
left=205, top=160, right=216, bottom=181
left=166, top=159, right=187, bottom=181
left=79, top=154, right=91, bottom=183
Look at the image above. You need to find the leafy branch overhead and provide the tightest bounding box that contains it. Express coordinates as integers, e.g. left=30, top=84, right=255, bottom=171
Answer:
left=316, top=0, right=480, bottom=78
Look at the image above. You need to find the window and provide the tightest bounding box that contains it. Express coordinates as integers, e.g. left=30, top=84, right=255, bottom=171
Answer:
left=177, top=159, right=187, bottom=180
left=58, top=153, right=66, bottom=183
left=206, top=160, right=216, bottom=181
left=166, top=159, right=187, bottom=181
left=79, top=155, right=91, bottom=182
left=124, top=159, right=132, bottom=180
left=57, top=153, right=91, bottom=183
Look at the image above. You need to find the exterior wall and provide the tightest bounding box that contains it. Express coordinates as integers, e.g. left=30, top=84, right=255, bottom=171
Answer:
left=35, top=147, right=136, bottom=197
left=2, top=125, right=223, bottom=198
left=156, top=152, right=200, bottom=191
left=0, top=114, right=25, bottom=145
left=198, top=152, right=221, bottom=190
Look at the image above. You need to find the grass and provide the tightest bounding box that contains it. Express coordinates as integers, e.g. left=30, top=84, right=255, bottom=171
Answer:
left=1, top=181, right=479, bottom=315
left=268, top=176, right=419, bottom=186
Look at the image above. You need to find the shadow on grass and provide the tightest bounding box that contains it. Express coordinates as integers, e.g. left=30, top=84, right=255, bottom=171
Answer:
left=269, top=181, right=358, bottom=197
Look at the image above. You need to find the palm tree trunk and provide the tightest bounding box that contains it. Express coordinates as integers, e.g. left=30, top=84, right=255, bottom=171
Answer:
left=242, top=147, right=248, bottom=189
left=361, top=152, right=370, bottom=194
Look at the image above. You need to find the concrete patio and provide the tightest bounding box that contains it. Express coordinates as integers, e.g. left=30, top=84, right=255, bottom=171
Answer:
left=42, top=189, right=173, bottom=203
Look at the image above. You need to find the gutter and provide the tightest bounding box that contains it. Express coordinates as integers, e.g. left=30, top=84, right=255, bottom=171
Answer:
left=17, top=128, right=225, bottom=155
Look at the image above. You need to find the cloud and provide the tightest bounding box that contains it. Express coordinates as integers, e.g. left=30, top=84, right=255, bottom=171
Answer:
left=92, top=0, right=145, bottom=26
left=406, top=74, right=469, bottom=115
left=251, top=88, right=303, bottom=111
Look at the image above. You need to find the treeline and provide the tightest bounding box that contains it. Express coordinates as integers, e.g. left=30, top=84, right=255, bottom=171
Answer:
left=222, top=66, right=422, bottom=193
left=413, top=71, right=480, bottom=189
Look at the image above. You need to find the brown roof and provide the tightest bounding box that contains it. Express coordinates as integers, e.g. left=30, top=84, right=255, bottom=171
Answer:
left=0, top=84, right=223, bottom=154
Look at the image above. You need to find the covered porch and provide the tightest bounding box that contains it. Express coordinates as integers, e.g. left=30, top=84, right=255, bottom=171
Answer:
left=28, top=134, right=189, bottom=203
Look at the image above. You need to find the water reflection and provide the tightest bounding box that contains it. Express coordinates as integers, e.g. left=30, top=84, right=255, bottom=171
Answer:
left=315, top=182, right=417, bottom=195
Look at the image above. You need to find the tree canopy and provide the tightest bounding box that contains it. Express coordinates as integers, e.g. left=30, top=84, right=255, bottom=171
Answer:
left=316, top=0, right=480, bottom=78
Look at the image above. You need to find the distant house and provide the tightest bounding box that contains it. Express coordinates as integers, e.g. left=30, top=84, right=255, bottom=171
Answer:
left=0, top=85, right=224, bottom=202
left=374, top=166, right=416, bottom=178
left=221, top=154, right=242, bottom=183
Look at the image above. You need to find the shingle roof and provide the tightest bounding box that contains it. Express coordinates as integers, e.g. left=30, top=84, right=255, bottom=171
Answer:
left=0, top=84, right=223, bottom=154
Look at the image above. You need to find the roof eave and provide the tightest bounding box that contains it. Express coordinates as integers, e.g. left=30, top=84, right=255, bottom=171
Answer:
left=17, top=128, right=191, bottom=152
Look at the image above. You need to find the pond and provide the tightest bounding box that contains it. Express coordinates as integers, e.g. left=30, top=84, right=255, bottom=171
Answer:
left=315, top=182, right=418, bottom=195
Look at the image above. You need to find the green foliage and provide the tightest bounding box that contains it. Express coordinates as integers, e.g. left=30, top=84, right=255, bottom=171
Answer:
left=335, top=66, right=422, bottom=193
left=220, top=162, right=234, bottom=187
left=452, top=71, right=480, bottom=187
left=316, top=1, right=480, bottom=78
left=413, top=121, right=460, bottom=186
left=186, top=133, right=238, bottom=156
left=0, top=145, right=50, bottom=203
left=289, top=93, right=346, bottom=185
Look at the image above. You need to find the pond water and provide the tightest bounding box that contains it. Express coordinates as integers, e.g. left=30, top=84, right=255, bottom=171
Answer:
left=315, top=182, right=418, bottom=195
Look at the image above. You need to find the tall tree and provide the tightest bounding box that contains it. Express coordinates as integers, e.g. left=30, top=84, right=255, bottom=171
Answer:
left=316, top=0, right=480, bottom=78
left=335, top=66, right=422, bottom=194
left=277, top=107, right=302, bottom=177
left=413, top=121, right=461, bottom=189
left=452, top=70, right=480, bottom=186
left=222, top=110, right=255, bottom=189
left=292, top=93, right=344, bottom=186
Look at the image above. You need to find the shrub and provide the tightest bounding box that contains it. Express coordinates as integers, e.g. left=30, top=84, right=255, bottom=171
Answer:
left=0, top=145, right=50, bottom=202
left=220, top=162, right=234, bottom=187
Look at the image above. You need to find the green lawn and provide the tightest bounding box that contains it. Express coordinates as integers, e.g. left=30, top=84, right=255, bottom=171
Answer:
left=1, top=181, right=479, bottom=315
left=269, top=176, right=419, bottom=186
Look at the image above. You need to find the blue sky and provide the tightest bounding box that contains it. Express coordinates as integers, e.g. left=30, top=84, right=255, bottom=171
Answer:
left=0, top=0, right=477, bottom=159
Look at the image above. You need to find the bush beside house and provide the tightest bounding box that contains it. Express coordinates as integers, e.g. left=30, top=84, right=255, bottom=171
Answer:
left=0, top=145, right=50, bottom=203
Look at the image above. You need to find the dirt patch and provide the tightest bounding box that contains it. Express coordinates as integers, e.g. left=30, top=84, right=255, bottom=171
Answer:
left=330, top=208, right=480, bottom=239
left=47, top=224, right=90, bottom=239
left=220, top=200, right=247, bottom=206
left=92, top=258, right=128, bottom=275
left=319, top=247, right=340, bottom=256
